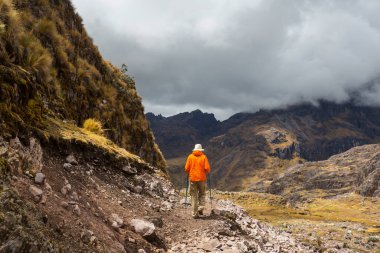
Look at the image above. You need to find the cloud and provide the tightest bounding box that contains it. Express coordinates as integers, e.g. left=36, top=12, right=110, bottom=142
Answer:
left=72, top=0, right=380, bottom=120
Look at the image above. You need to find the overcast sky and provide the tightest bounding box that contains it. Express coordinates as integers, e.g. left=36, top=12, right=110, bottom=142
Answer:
left=72, top=0, right=380, bottom=120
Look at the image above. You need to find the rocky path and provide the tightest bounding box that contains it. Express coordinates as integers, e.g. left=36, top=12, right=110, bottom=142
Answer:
left=165, top=198, right=317, bottom=253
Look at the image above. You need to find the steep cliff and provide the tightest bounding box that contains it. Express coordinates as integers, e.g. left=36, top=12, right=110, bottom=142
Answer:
left=0, top=0, right=164, bottom=168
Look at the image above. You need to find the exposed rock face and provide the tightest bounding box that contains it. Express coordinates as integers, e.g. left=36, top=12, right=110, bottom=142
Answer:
left=269, top=144, right=380, bottom=198
left=147, top=102, right=380, bottom=190
left=356, top=153, right=380, bottom=196
left=7, top=137, right=43, bottom=176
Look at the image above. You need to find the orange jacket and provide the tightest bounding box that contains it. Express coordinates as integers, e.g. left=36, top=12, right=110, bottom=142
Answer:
left=185, top=150, right=210, bottom=182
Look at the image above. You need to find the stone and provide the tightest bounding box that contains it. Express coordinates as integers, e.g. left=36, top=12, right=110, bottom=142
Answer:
left=134, top=186, right=143, bottom=194
left=160, top=201, right=173, bottom=211
left=61, top=201, right=69, bottom=209
left=168, top=195, right=177, bottom=203
left=201, top=238, right=221, bottom=251
left=111, top=213, right=124, bottom=228
left=40, top=194, right=47, bottom=204
left=122, top=165, right=137, bottom=175
left=63, top=163, right=72, bottom=169
left=44, top=183, right=52, bottom=192
left=73, top=205, right=81, bottom=216
left=137, top=250, right=146, bottom=253
left=66, top=154, right=78, bottom=165
left=71, top=192, right=79, bottom=201
left=29, top=185, right=43, bottom=202
left=130, top=219, right=155, bottom=237
left=146, top=216, right=163, bottom=228
left=34, top=172, right=45, bottom=184
left=81, top=230, right=94, bottom=244
left=61, top=184, right=71, bottom=195
left=61, top=187, right=68, bottom=195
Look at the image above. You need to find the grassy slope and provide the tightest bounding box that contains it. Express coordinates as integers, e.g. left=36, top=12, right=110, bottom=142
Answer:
left=0, top=0, right=165, bottom=169
left=219, top=192, right=380, bottom=252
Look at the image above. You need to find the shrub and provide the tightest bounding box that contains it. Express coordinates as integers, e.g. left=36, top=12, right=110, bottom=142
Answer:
left=35, top=19, right=58, bottom=42
left=83, top=118, right=104, bottom=135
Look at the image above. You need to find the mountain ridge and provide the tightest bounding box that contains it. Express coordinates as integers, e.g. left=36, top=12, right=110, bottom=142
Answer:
left=147, top=101, right=380, bottom=191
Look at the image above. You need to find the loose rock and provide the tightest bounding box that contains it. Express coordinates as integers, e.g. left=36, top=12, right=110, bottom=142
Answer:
left=130, top=219, right=155, bottom=237
left=73, top=205, right=81, bottom=216
left=34, top=172, right=45, bottom=184
left=29, top=185, right=43, bottom=202
left=66, top=154, right=78, bottom=165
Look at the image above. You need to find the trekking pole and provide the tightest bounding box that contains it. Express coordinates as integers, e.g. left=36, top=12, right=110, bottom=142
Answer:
left=184, top=175, right=189, bottom=207
left=207, top=174, right=212, bottom=210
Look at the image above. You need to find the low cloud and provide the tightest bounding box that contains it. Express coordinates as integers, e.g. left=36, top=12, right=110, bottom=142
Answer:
left=72, top=0, right=380, bottom=119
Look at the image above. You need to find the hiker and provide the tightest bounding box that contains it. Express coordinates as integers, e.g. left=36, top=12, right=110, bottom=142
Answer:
left=185, top=144, right=210, bottom=218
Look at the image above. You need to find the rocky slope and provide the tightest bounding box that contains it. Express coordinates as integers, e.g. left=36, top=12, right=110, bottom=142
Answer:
left=269, top=143, right=380, bottom=198
left=147, top=102, right=380, bottom=191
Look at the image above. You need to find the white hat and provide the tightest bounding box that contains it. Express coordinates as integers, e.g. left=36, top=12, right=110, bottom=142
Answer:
left=193, top=144, right=204, bottom=151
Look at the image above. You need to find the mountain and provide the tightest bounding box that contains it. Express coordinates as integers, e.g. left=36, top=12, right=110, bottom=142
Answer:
left=147, top=101, right=380, bottom=191
left=146, top=110, right=220, bottom=159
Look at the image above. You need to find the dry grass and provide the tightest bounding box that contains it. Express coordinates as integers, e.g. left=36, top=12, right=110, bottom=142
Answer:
left=83, top=118, right=104, bottom=135
left=219, top=192, right=380, bottom=232
left=45, top=118, right=145, bottom=165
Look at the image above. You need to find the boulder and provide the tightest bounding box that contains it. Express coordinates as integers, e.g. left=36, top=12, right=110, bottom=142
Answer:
left=130, top=219, right=155, bottom=237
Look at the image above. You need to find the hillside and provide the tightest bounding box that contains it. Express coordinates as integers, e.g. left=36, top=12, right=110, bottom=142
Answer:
left=269, top=143, right=380, bottom=198
left=147, top=102, right=380, bottom=191
left=0, top=0, right=164, bottom=168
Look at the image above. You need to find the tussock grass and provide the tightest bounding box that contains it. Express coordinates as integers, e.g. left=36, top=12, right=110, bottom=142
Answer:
left=83, top=118, right=104, bottom=135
